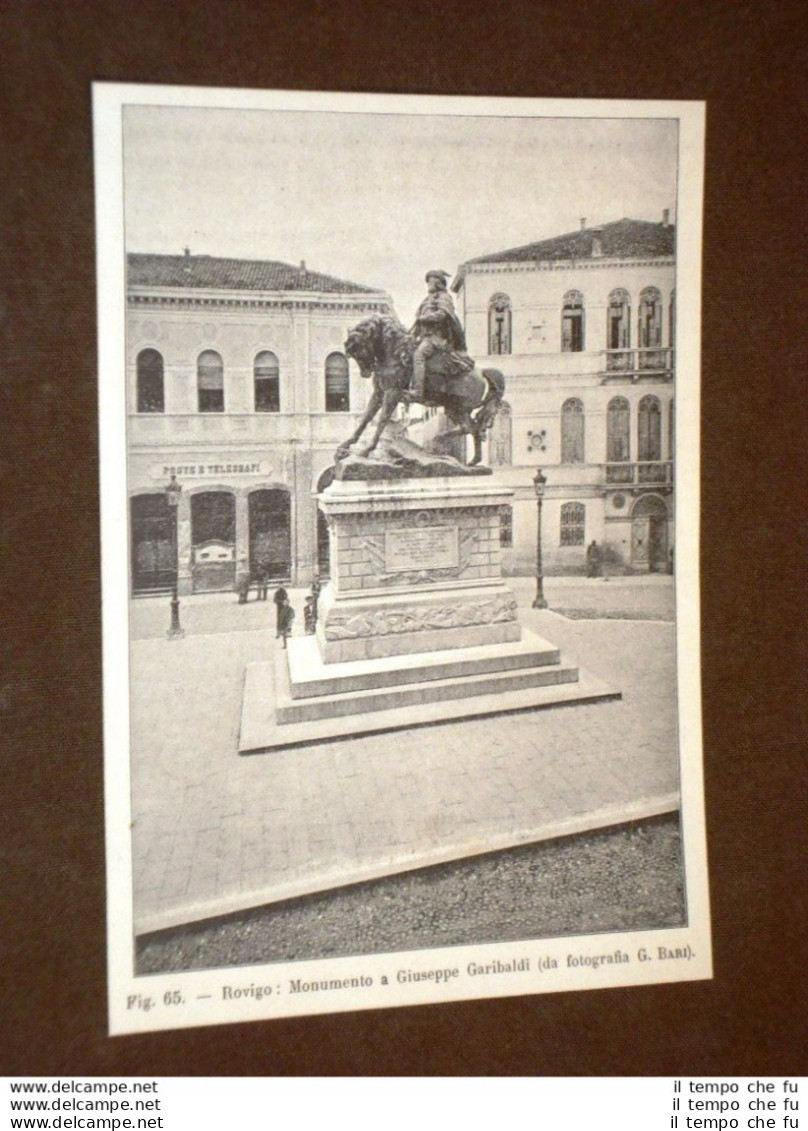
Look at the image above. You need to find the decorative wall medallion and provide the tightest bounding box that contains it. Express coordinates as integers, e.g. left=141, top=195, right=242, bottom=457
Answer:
left=527, top=429, right=547, bottom=452
left=612, top=493, right=626, bottom=509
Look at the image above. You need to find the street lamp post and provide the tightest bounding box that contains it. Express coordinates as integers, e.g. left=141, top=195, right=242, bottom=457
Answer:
left=531, top=467, right=548, bottom=610
left=165, top=474, right=185, bottom=640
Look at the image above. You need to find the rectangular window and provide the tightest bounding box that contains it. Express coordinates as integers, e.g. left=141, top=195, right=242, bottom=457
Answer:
left=562, top=313, right=583, bottom=352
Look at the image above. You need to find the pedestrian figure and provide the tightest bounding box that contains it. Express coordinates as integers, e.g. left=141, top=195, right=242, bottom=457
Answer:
left=311, top=574, right=321, bottom=600
left=278, top=598, right=295, bottom=649
left=586, top=540, right=601, bottom=578
left=303, top=595, right=317, bottom=635
left=273, top=584, right=288, bottom=637
left=255, top=561, right=269, bottom=601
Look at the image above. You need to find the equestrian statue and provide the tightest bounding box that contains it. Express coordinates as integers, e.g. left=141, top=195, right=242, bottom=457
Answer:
left=336, top=269, right=506, bottom=468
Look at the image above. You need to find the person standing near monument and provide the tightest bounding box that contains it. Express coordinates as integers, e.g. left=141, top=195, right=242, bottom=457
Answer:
left=278, top=597, right=295, bottom=649
left=273, top=583, right=288, bottom=637
left=408, top=270, right=468, bottom=402
left=586, top=540, right=602, bottom=578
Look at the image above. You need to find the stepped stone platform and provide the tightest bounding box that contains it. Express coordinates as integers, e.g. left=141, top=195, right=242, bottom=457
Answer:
left=239, top=629, right=619, bottom=753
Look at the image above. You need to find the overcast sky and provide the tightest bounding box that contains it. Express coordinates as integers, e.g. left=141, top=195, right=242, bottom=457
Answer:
left=123, top=104, right=678, bottom=322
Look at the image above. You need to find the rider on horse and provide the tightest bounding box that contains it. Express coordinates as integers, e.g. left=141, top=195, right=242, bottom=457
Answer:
left=407, top=270, right=472, bottom=403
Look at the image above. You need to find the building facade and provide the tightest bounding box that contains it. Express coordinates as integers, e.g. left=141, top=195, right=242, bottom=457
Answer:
left=450, top=216, right=676, bottom=575
left=126, top=252, right=390, bottom=595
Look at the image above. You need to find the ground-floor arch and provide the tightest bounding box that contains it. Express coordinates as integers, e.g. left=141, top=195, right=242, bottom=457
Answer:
left=630, top=493, right=669, bottom=572
left=131, top=492, right=175, bottom=594
left=315, top=466, right=336, bottom=578
left=248, top=487, right=292, bottom=580
left=191, top=490, right=236, bottom=592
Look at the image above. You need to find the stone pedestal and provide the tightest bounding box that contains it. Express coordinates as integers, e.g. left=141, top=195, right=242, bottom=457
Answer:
left=239, top=469, right=621, bottom=753
left=316, top=477, right=520, bottom=663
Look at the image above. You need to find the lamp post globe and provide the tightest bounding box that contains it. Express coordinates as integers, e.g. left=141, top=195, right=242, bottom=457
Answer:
left=531, top=468, right=548, bottom=610
left=165, top=474, right=185, bottom=639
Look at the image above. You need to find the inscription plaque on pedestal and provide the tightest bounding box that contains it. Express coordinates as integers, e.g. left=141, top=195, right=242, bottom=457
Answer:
left=385, top=526, right=459, bottom=573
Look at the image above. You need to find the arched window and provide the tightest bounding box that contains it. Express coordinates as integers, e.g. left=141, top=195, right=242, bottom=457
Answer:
left=607, top=288, right=631, bottom=349
left=560, top=502, right=585, bottom=547
left=254, top=351, right=280, bottom=412
left=639, top=287, right=663, bottom=349
left=489, top=401, right=512, bottom=466
left=325, top=352, right=350, bottom=412
left=197, top=350, right=224, bottom=413
left=136, top=348, right=164, bottom=413
left=607, top=396, right=631, bottom=461
left=488, top=294, right=512, bottom=355
left=561, top=290, right=585, bottom=353
left=561, top=397, right=585, bottom=463
left=638, top=395, right=662, bottom=462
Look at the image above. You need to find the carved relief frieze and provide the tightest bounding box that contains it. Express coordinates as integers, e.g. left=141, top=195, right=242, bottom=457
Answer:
left=325, top=592, right=518, bottom=640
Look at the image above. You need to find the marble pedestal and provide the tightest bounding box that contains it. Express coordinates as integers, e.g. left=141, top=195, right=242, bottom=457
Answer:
left=316, top=477, right=520, bottom=663
left=239, top=473, right=620, bottom=752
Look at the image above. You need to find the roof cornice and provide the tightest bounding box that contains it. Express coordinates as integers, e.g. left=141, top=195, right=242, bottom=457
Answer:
left=461, top=256, right=674, bottom=276
left=127, top=286, right=391, bottom=312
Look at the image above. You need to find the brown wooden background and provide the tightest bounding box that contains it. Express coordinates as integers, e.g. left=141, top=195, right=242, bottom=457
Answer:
left=2, top=0, right=805, bottom=1076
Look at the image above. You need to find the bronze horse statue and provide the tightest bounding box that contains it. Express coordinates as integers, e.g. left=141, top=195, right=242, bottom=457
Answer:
left=336, top=314, right=505, bottom=466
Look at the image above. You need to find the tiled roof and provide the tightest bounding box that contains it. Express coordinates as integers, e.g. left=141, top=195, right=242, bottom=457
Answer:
left=459, top=219, right=675, bottom=272
left=127, top=253, right=382, bottom=295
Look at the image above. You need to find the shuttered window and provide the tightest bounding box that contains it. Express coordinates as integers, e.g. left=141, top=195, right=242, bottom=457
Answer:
left=198, top=350, right=224, bottom=412
left=561, top=291, right=585, bottom=352
left=254, top=351, right=280, bottom=412
left=561, top=398, right=585, bottom=463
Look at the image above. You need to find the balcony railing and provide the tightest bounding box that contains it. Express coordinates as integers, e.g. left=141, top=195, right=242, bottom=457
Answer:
left=605, top=461, right=673, bottom=485
left=603, top=347, right=674, bottom=375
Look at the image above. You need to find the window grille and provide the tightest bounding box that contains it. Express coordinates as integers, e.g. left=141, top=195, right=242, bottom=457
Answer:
left=560, top=502, right=585, bottom=547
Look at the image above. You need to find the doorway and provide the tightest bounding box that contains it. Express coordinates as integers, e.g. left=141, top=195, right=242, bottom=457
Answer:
left=248, top=489, right=291, bottom=580
left=131, top=494, right=175, bottom=594
left=631, top=494, right=669, bottom=572
left=191, top=491, right=236, bottom=592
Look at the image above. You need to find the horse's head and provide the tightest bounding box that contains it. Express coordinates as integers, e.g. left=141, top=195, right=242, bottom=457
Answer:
left=344, top=316, right=382, bottom=380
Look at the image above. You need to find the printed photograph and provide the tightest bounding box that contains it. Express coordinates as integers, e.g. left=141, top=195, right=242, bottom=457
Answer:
left=96, top=87, right=709, bottom=1032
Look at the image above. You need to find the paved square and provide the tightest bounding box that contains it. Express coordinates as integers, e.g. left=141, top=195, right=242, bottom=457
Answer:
left=129, top=578, right=679, bottom=934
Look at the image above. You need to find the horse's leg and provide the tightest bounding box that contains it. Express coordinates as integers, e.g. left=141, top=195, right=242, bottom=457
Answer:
left=361, top=388, right=401, bottom=457
left=335, top=384, right=382, bottom=461
left=444, top=406, right=479, bottom=465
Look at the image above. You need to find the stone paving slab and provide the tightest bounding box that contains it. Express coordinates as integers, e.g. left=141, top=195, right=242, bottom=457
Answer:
left=129, top=587, right=680, bottom=935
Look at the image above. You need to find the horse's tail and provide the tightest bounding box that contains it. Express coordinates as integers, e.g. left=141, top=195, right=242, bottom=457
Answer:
left=475, top=368, right=505, bottom=435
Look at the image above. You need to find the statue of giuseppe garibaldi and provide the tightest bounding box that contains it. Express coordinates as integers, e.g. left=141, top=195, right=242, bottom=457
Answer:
left=407, top=269, right=470, bottom=402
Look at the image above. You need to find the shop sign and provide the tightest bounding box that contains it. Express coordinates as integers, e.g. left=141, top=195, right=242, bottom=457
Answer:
left=149, top=460, right=271, bottom=480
